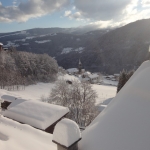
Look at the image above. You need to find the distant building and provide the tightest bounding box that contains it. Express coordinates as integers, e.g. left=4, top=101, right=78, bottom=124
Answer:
left=78, top=59, right=82, bottom=74
left=67, top=59, right=85, bottom=75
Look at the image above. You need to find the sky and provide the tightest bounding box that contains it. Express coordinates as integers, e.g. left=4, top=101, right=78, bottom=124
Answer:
left=0, top=0, right=150, bottom=33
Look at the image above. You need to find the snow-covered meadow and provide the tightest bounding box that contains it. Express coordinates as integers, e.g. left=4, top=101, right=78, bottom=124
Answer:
left=0, top=74, right=117, bottom=107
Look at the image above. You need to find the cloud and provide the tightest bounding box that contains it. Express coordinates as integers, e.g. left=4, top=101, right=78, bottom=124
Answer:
left=73, top=0, right=138, bottom=21
left=0, top=0, right=70, bottom=22
left=141, top=0, right=150, bottom=7
left=64, top=10, right=72, bottom=17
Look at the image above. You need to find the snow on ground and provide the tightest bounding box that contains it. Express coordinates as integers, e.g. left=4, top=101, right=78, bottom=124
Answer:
left=61, top=48, right=73, bottom=54
left=14, top=39, right=26, bottom=42
left=103, top=78, right=118, bottom=86
left=93, top=84, right=116, bottom=106
left=0, top=31, right=26, bottom=38
left=35, top=40, right=51, bottom=44
left=0, top=74, right=116, bottom=106
left=0, top=116, right=56, bottom=150
left=79, top=61, right=150, bottom=150
left=22, top=43, right=29, bottom=45
left=5, top=41, right=19, bottom=47
left=61, top=47, right=85, bottom=54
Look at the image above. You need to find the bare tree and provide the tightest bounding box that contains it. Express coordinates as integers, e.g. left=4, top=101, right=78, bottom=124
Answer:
left=49, top=79, right=99, bottom=127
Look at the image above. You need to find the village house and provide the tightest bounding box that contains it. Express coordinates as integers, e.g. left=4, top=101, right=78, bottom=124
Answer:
left=67, top=60, right=100, bottom=84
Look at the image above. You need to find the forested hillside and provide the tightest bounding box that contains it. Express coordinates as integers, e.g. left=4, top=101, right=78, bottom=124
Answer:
left=0, top=50, right=58, bottom=90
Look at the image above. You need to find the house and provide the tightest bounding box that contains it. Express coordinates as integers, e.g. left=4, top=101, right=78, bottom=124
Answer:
left=79, top=61, right=150, bottom=150
left=3, top=99, right=69, bottom=134
left=0, top=42, right=3, bottom=51
left=67, top=68, right=79, bottom=75
left=88, top=74, right=99, bottom=84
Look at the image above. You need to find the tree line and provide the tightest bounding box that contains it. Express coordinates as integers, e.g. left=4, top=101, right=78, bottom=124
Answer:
left=0, top=50, right=58, bottom=90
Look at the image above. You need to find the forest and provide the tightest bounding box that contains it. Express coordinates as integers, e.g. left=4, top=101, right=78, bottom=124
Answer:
left=0, top=50, right=58, bottom=90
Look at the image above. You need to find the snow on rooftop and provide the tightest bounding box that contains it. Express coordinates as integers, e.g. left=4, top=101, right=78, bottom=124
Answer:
left=79, top=61, right=150, bottom=150
left=67, top=68, right=79, bottom=73
left=0, top=42, right=3, bottom=45
left=88, top=74, right=99, bottom=79
left=4, top=100, right=69, bottom=130
left=53, top=118, right=81, bottom=147
left=0, top=116, right=56, bottom=150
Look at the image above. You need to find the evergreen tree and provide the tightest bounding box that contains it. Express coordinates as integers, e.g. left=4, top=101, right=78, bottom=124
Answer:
left=117, top=70, right=134, bottom=93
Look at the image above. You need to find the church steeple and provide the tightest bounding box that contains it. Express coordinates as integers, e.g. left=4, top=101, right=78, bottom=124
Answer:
left=78, top=59, right=82, bottom=73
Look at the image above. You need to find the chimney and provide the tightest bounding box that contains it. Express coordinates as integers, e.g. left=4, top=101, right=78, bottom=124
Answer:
left=53, top=118, right=81, bottom=150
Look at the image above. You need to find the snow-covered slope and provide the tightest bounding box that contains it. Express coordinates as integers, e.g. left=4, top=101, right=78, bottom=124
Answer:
left=79, top=61, right=150, bottom=150
left=0, top=117, right=56, bottom=150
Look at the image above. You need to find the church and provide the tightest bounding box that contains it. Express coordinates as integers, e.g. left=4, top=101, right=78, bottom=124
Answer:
left=67, top=59, right=85, bottom=75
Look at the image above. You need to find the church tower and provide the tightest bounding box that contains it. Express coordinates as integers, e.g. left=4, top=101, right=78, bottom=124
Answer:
left=78, top=59, right=82, bottom=73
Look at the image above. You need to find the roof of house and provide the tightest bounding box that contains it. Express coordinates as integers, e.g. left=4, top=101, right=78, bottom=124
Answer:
left=79, top=61, right=150, bottom=150
left=88, top=74, right=99, bottom=79
left=67, top=68, right=79, bottom=73
left=0, top=116, right=56, bottom=150
left=0, top=42, right=3, bottom=46
left=3, top=100, right=69, bottom=130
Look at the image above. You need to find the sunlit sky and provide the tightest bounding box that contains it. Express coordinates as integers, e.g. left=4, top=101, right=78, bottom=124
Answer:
left=0, top=0, right=150, bottom=33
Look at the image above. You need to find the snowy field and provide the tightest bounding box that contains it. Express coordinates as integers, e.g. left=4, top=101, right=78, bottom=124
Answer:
left=0, top=74, right=117, bottom=106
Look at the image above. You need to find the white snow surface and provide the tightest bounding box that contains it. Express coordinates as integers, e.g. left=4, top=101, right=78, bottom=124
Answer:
left=4, top=100, right=69, bottom=130
left=53, top=118, right=81, bottom=147
left=0, top=74, right=116, bottom=106
left=35, top=40, right=51, bottom=44
left=79, top=61, right=150, bottom=150
left=61, top=47, right=84, bottom=54
left=0, top=116, right=56, bottom=150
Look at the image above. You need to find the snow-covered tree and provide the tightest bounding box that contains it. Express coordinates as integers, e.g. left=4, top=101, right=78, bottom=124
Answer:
left=49, top=79, right=99, bottom=127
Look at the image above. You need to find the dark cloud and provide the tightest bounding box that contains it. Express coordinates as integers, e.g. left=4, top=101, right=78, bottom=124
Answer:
left=0, top=0, right=70, bottom=22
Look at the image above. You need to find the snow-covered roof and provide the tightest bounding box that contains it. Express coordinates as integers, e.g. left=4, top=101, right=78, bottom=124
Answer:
left=67, top=68, right=79, bottom=73
left=0, top=116, right=56, bottom=150
left=88, top=74, right=99, bottom=79
left=4, top=100, right=69, bottom=130
left=81, top=78, right=90, bottom=81
left=114, top=74, right=120, bottom=76
left=106, top=75, right=114, bottom=78
left=0, top=42, right=3, bottom=46
left=79, top=61, right=150, bottom=150
left=53, top=118, right=81, bottom=147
